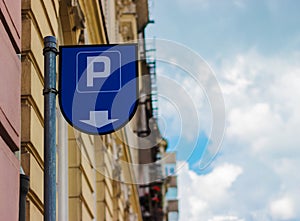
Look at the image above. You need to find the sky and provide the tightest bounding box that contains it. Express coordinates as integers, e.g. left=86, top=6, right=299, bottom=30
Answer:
left=146, top=0, right=300, bottom=220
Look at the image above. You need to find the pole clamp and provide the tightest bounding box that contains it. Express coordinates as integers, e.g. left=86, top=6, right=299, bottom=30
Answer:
left=43, top=88, right=58, bottom=95
left=43, top=47, right=58, bottom=55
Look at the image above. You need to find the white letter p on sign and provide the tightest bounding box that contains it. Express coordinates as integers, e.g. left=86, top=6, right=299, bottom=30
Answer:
left=86, top=56, right=111, bottom=87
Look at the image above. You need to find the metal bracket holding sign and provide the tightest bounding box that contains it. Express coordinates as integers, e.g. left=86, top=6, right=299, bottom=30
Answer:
left=59, top=44, right=138, bottom=134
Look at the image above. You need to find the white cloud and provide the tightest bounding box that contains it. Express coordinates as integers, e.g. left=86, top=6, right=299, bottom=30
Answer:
left=227, top=102, right=285, bottom=153
left=178, top=162, right=243, bottom=221
left=228, top=103, right=279, bottom=139
left=208, top=216, right=245, bottom=221
left=157, top=66, right=211, bottom=142
left=218, top=50, right=300, bottom=154
left=269, top=196, right=296, bottom=220
left=176, top=50, right=300, bottom=220
left=216, top=50, right=300, bottom=219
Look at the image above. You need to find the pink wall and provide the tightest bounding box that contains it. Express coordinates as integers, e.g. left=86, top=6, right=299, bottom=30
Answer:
left=0, top=1, right=21, bottom=220
left=0, top=0, right=21, bottom=51
left=0, top=137, right=20, bottom=221
left=0, top=19, right=21, bottom=151
left=0, top=0, right=21, bottom=151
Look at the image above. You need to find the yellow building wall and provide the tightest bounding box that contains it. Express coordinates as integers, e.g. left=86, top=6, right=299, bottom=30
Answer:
left=21, top=0, right=60, bottom=219
left=21, top=0, right=143, bottom=220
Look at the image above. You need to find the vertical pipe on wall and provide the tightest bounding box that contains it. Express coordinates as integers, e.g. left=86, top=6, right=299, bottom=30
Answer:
left=19, top=174, right=29, bottom=221
left=43, top=36, right=57, bottom=221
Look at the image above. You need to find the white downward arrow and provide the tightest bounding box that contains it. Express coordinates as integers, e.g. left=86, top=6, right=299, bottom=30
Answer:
left=80, top=111, right=118, bottom=128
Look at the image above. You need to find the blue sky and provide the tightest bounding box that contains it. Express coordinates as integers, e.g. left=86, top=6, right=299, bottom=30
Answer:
left=147, top=0, right=300, bottom=59
left=146, top=1, right=300, bottom=220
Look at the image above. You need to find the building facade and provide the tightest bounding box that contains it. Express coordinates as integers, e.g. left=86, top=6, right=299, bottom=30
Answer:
left=21, top=0, right=147, bottom=220
left=0, top=0, right=178, bottom=220
left=135, top=37, right=179, bottom=221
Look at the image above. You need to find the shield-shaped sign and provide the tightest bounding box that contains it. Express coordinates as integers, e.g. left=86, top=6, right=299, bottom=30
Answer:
left=59, top=44, right=138, bottom=134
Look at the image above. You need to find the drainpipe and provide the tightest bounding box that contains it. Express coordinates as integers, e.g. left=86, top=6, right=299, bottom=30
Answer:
left=57, top=109, right=68, bottom=221
left=19, top=172, right=29, bottom=221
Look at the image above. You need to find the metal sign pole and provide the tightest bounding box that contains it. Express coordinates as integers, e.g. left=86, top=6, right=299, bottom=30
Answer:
left=43, top=36, right=58, bottom=221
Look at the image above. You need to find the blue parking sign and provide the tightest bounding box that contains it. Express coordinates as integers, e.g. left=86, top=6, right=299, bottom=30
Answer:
left=59, top=44, right=138, bottom=134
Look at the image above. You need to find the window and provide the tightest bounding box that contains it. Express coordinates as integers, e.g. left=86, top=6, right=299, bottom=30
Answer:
left=168, top=211, right=179, bottom=221
left=166, top=187, right=177, bottom=200
left=164, top=163, right=176, bottom=176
